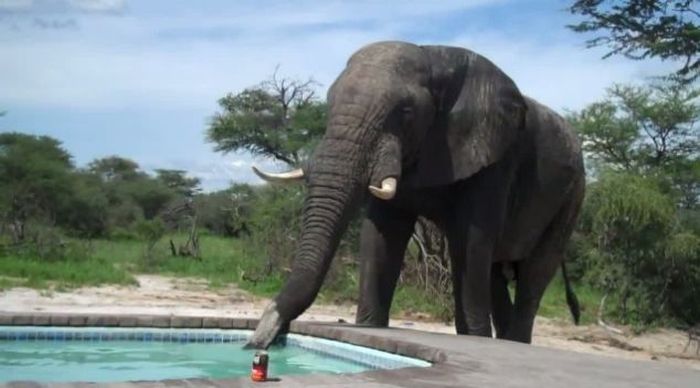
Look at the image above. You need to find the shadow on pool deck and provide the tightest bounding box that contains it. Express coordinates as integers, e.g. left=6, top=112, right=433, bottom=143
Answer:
left=1, top=313, right=699, bottom=387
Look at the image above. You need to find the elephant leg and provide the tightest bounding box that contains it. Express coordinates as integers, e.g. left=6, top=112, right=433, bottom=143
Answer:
left=356, top=200, right=416, bottom=327
left=491, top=262, right=513, bottom=339
left=448, top=220, right=497, bottom=337
left=506, top=185, right=583, bottom=343
left=448, top=164, right=514, bottom=337
left=448, top=226, right=494, bottom=337
left=448, top=240, right=469, bottom=334
left=506, top=244, right=561, bottom=343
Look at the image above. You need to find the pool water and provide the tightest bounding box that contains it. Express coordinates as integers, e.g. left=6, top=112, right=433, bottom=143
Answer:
left=0, top=340, right=367, bottom=382
left=0, top=327, right=429, bottom=383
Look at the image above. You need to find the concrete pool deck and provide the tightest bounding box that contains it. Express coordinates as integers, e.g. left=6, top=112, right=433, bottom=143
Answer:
left=1, top=313, right=698, bottom=387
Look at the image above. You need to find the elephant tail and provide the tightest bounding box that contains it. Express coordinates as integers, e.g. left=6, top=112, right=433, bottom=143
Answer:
left=561, top=262, right=580, bottom=325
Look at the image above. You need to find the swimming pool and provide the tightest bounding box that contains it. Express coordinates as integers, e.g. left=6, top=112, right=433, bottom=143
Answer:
left=0, top=326, right=430, bottom=383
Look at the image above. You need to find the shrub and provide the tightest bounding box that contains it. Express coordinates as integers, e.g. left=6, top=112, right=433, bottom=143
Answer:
left=248, top=185, right=305, bottom=275
left=195, top=184, right=255, bottom=237
left=578, top=171, right=700, bottom=325
left=109, top=226, right=140, bottom=241
left=134, top=219, right=166, bottom=268
left=5, top=224, right=92, bottom=262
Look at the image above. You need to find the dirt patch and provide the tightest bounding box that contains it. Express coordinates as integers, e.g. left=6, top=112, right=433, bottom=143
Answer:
left=1, top=275, right=698, bottom=370
left=569, top=335, right=643, bottom=352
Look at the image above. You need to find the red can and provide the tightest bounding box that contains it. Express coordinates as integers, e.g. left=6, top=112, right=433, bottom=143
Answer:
left=251, top=350, right=269, bottom=382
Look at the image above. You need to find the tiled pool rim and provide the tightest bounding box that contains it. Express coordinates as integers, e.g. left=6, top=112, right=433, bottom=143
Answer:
left=0, top=326, right=431, bottom=371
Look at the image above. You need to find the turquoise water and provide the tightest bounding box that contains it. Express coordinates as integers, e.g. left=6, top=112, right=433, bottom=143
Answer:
left=0, top=340, right=368, bottom=382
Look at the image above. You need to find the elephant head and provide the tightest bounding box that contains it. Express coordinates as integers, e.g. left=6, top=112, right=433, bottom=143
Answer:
left=246, top=41, right=526, bottom=348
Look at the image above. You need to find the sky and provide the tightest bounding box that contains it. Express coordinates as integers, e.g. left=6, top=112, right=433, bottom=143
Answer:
left=0, top=0, right=672, bottom=191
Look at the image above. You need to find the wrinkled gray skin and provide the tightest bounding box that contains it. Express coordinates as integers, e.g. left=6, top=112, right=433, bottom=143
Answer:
left=246, top=41, right=585, bottom=349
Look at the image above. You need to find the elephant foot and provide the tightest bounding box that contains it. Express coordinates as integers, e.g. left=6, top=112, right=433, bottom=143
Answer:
left=245, top=302, right=286, bottom=349
left=463, top=320, right=493, bottom=338
left=354, top=319, right=388, bottom=328
left=355, top=308, right=390, bottom=327
left=457, top=310, right=493, bottom=338
left=503, top=330, right=533, bottom=344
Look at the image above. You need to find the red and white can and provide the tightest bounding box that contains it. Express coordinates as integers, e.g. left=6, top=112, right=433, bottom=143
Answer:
left=251, top=350, right=269, bottom=382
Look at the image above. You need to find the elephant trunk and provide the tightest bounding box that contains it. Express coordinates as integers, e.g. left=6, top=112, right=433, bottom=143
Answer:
left=246, top=137, right=370, bottom=349
left=274, top=175, right=358, bottom=320
left=276, top=82, right=400, bottom=316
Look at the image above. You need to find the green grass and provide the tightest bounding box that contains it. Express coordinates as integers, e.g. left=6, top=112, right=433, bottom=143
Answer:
left=90, top=238, right=144, bottom=269
left=0, top=235, right=259, bottom=291
left=1, top=235, right=598, bottom=325
left=0, top=277, right=28, bottom=291
left=0, top=235, right=273, bottom=292
left=0, top=255, right=136, bottom=290
left=89, top=234, right=287, bottom=295
left=239, top=274, right=285, bottom=297
left=90, top=235, right=268, bottom=288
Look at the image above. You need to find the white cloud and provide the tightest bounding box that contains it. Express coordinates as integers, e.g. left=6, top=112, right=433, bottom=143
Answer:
left=230, top=160, right=248, bottom=168
left=68, top=0, right=125, bottom=12
left=0, top=0, right=125, bottom=13
left=0, top=0, right=33, bottom=11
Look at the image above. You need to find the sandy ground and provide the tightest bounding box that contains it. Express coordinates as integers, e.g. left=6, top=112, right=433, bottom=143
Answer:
left=1, top=275, right=698, bottom=370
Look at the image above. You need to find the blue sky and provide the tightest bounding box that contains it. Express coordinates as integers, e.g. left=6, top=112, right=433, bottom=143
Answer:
left=0, top=0, right=671, bottom=191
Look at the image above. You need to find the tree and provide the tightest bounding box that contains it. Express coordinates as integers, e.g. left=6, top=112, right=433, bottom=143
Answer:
left=0, top=133, right=74, bottom=242
left=569, top=0, right=700, bottom=83
left=194, top=184, right=255, bottom=237
left=88, top=156, right=176, bottom=228
left=89, top=156, right=143, bottom=182
left=135, top=218, right=166, bottom=268
left=568, top=81, right=699, bottom=209
left=155, top=169, right=201, bottom=198
left=207, top=70, right=327, bottom=166
left=57, top=171, right=110, bottom=238
left=124, top=179, right=175, bottom=220
left=577, top=171, right=700, bottom=325
left=569, top=81, right=700, bottom=325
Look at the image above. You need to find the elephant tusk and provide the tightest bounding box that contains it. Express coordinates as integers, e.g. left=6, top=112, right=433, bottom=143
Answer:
left=252, top=165, right=305, bottom=183
left=368, top=177, right=397, bottom=200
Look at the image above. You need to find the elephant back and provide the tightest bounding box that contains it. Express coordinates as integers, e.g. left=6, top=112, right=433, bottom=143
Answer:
left=522, top=96, right=584, bottom=181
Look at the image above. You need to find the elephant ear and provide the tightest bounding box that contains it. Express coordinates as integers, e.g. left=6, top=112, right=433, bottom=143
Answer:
left=408, top=45, right=527, bottom=187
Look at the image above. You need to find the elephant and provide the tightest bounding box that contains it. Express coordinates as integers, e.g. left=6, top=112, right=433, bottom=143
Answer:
left=246, top=41, right=585, bottom=349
